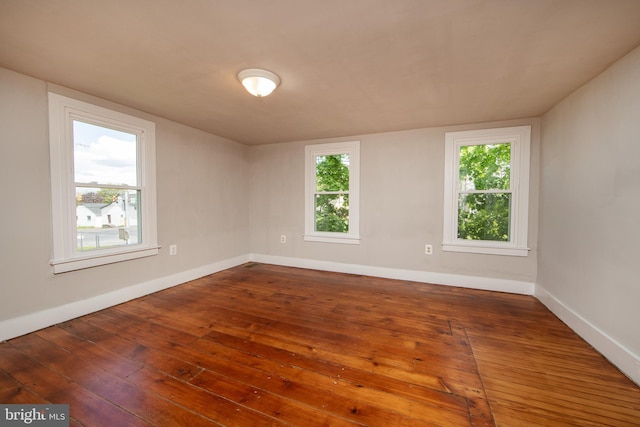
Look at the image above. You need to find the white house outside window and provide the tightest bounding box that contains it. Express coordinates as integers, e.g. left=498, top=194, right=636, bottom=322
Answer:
left=304, top=141, right=360, bottom=244
left=48, top=93, right=158, bottom=273
left=443, top=126, right=531, bottom=256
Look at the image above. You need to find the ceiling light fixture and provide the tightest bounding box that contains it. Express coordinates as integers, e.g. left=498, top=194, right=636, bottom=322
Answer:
left=237, top=68, right=280, bottom=97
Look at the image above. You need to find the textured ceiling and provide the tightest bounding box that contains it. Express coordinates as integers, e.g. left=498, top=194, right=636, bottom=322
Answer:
left=1, top=0, right=640, bottom=145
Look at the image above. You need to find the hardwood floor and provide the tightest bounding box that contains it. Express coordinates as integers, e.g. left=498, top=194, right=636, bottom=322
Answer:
left=1, top=263, right=639, bottom=426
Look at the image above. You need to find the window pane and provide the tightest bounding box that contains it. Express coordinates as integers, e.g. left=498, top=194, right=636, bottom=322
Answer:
left=76, top=187, right=141, bottom=251
left=73, top=120, right=137, bottom=186
left=315, top=154, right=350, bottom=191
left=459, top=143, right=510, bottom=191
left=315, top=194, right=349, bottom=232
left=457, top=193, right=511, bottom=241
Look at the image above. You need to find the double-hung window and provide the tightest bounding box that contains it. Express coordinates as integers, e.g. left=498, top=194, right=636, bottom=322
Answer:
left=304, top=141, right=360, bottom=244
left=443, top=126, right=530, bottom=256
left=48, top=93, right=158, bottom=273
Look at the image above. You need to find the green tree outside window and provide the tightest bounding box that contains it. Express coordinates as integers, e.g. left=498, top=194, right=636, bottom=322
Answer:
left=457, top=143, right=511, bottom=241
left=314, top=154, right=350, bottom=232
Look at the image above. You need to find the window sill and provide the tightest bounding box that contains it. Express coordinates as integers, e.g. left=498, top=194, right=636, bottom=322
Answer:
left=51, top=245, right=160, bottom=274
left=442, top=243, right=529, bottom=257
left=304, top=234, right=361, bottom=245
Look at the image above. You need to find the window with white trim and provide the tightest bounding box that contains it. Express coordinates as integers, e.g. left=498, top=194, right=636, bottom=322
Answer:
left=443, top=126, right=530, bottom=256
left=304, top=141, right=360, bottom=244
left=48, top=93, right=159, bottom=273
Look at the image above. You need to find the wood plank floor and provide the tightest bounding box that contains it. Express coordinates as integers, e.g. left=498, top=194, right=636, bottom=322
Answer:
left=1, top=263, right=639, bottom=426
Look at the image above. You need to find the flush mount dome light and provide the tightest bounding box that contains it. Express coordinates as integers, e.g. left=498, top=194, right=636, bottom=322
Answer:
left=238, top=68, right=280, bottom=97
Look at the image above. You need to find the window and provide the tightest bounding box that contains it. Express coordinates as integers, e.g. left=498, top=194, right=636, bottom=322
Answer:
left=443, top=126, right=530, bottom=256
left=304, top=141, right=360, bottom=244
left=48, top=93, right=158, bottom=273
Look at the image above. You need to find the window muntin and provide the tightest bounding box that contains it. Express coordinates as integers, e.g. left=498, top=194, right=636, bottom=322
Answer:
left=48, top=93, right=158, bottom=273
left=443, top=126, right=530, bottom=256
left=305, top=141, right=360, bottom=244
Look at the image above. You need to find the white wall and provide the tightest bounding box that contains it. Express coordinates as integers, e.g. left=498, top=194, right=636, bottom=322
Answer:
left=250, top=119, right=540, bottom=288
left=0, top=68, right=251, bottom=333
left=538, top=45, right=640, bottom=379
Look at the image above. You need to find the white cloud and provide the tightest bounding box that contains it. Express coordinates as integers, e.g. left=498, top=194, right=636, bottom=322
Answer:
left=75, top=135, right=137, bottom=186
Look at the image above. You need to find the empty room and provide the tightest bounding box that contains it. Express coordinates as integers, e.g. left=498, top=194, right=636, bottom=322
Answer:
left=1, top=1, right=639, bottom=425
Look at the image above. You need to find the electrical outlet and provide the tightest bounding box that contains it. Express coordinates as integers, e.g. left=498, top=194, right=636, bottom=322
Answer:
left=425, top=244, right=433, bottom=255
left=280, top=235, right=286, bottom=244
left=169, top=244, right=177, bottom=256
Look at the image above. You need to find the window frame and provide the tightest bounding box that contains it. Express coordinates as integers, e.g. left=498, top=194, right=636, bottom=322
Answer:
left=443, top=125, right=531, bottom=256
left=304, top=141, right=360, bottom=244
left=48, top=92, right=159, bottom=273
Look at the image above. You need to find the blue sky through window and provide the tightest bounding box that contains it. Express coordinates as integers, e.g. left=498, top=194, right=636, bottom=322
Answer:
left=73, top=120, right=137, bottom=187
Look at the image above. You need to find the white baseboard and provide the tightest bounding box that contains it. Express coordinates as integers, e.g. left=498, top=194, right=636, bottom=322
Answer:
left=0, top=254, right=250, bottom=342
left=535, top=284, right=640, bottom=386
left=249, top=253, right=535, bottom=295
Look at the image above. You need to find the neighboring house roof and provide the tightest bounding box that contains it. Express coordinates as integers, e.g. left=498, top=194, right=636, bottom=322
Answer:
left=80, top=203, right=108, bottom=216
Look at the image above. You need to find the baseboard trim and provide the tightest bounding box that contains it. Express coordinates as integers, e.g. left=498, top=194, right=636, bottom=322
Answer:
left=535, top=284, right=640, bottom=386
left=0, top=254, right=250, bottom=342
left=249, top=253, right=535, bottom=295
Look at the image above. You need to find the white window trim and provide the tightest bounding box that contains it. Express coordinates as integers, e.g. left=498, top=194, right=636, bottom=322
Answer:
left=443, top=125, right=531, bottom=256
left=304, top=141, right=360, bottom=244
left=48, top=93, right=159, bottom=273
